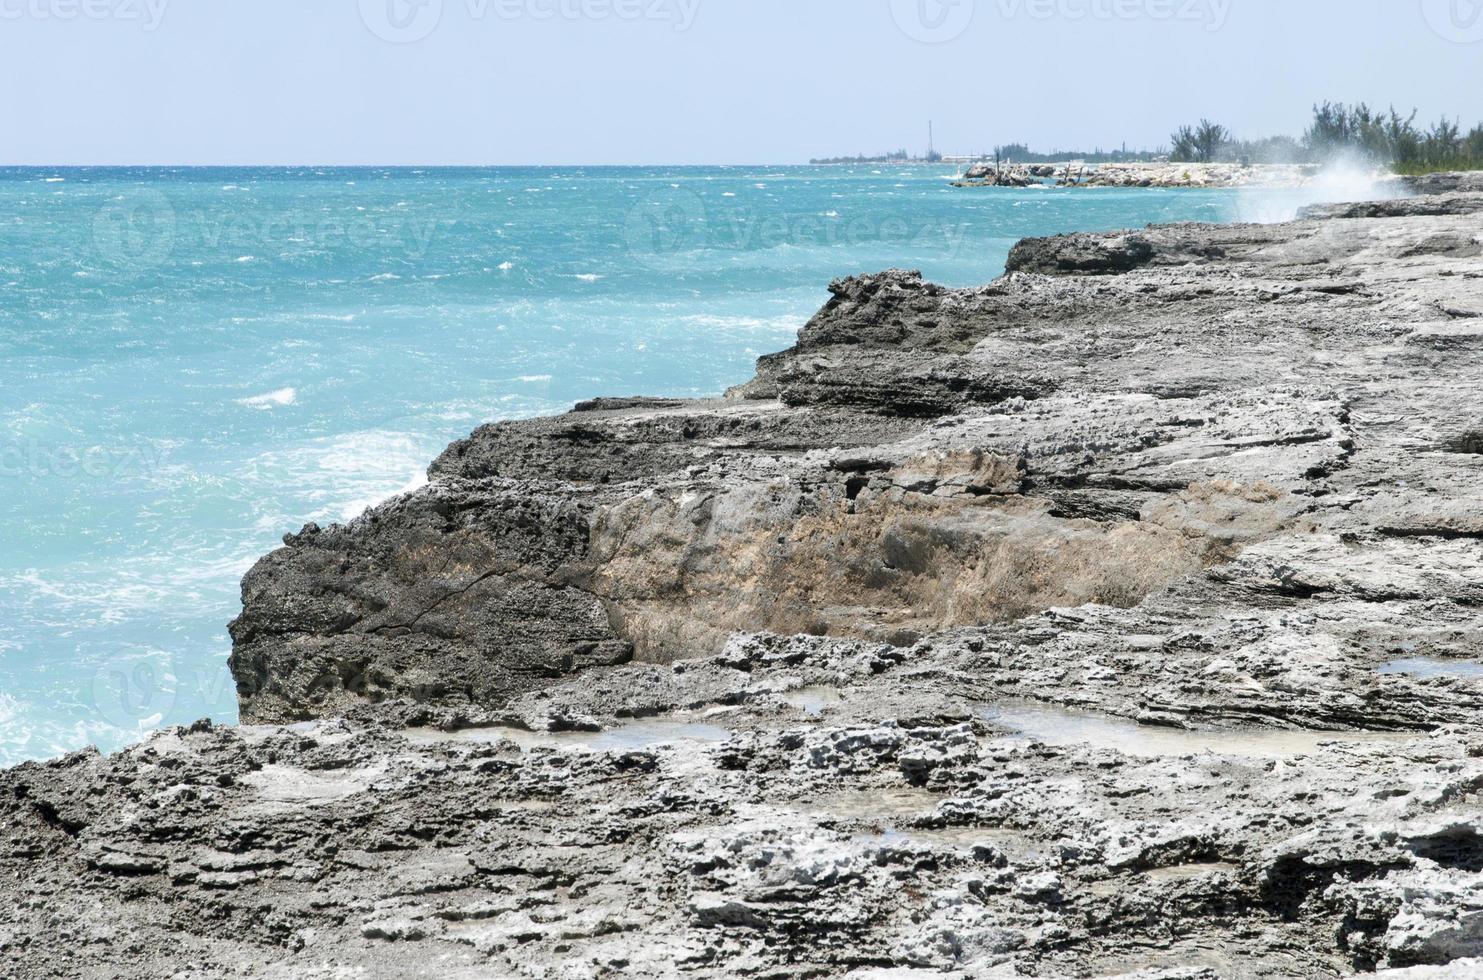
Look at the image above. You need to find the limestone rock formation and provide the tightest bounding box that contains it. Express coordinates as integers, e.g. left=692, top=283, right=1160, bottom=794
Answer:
left=6, top=178, right=1483, bottom=979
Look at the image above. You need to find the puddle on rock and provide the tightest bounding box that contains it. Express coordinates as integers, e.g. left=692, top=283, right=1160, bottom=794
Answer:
left=403, top=719, right=733, bottom=754
left=239, top=765, right=382, bottom=806
left=1378, top=658, right=1483, bottom=681
left=1142, top=862, right=1241, bottom=882
left=978, top=701, right=1415, bottom=759
left=857, top=825, right=1043, bottom=860
left=779, top=686, right=845, bottom=717
left=794, top=786, right=948, bottom=821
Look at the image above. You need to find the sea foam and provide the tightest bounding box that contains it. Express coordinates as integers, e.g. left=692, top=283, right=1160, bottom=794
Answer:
left=237, top=388, right=298, bottom=409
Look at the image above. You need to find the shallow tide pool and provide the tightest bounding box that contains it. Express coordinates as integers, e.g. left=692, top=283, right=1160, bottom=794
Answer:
left=1378, top=658, right=1483, bottom=680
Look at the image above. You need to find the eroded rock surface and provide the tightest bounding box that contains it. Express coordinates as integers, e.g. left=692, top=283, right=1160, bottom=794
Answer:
left=6, top=180, right=1483, bottom=979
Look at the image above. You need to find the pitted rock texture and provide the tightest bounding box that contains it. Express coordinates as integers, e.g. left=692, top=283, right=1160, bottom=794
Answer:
left=232, top=180, right=1483, bottom=727
left=7, top=179, right=1483, bottom=979
left=8, top=638, right=1483, bottom=979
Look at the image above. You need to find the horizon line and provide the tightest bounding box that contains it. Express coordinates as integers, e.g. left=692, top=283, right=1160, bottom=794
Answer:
left=0, top=161, right=892, bottom=169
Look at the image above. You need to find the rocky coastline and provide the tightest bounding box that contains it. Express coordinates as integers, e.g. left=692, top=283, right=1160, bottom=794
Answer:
left=6, top=174, right=1483, bottom=979
left=952, top=161, right=1394, bottom=190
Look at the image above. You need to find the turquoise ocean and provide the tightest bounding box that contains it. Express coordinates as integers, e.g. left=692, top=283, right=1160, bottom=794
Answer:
left=0, top=165, right=1303, bottom=765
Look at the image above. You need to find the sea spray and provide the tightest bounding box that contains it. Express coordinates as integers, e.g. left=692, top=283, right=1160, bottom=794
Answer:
left=1235, top=153, right=1410, bottom=224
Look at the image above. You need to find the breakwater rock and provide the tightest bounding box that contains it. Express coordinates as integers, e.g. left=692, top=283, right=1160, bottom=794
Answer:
left=953, top=161, right=1403, bottom=190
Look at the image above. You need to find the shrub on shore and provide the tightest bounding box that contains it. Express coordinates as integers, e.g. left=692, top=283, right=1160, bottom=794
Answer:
left=968, top=104, right=1481, bottom=174
left=1304, top=102, right=1483, bottom=172
left=1168, top=102, right=1483, bottom=173
left=1170, top=121, right=1230, bottom=163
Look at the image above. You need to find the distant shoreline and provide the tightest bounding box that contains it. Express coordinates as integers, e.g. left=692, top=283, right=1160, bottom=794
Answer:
left=951, top=160, right=1401, bottom=190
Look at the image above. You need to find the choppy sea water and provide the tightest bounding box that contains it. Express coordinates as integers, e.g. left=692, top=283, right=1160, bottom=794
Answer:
left=0, top=165, right=1297, bottom=765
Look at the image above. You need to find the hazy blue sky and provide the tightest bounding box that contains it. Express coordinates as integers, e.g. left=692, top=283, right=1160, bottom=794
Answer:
left=2, top=0, right=1479, bottom=164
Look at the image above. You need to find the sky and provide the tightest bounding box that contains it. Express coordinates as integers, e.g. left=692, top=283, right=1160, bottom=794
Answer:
left=0, top=0, right=1479, bottom=164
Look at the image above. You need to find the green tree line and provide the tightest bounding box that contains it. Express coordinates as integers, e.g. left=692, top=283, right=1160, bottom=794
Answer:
left=1169, top=103, right=1483, bottom=172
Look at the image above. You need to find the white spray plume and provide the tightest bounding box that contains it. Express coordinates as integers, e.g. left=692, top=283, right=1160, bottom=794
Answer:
left=1235, top=150, right=1411, bottom=224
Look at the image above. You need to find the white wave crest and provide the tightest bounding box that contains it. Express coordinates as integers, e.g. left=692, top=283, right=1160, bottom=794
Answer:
left=237, top=388, right=297, bottom=410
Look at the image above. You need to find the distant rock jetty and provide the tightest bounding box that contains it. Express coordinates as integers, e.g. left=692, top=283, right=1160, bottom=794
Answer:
left=953, top=160, right=1382, bottom=189
left=6, top=173, right=1483, bottom=978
